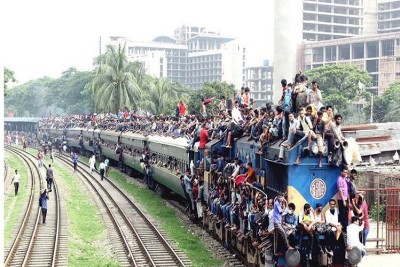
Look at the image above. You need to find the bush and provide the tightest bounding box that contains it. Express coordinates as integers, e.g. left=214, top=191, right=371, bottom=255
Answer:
left=369, top=201, right=386, bottom=222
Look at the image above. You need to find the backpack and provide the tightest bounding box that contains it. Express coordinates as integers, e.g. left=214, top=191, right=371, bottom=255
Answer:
left=283, top=89, right=292, bottom=112
left=39, top=196, right=42, bottom=207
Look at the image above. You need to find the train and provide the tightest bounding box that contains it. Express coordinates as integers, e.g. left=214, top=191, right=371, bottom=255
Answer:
left=39, top=126, right=351, bottom=267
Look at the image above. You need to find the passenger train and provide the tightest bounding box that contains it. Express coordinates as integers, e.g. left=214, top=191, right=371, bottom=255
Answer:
left=40, top=126, right=352, bottom=267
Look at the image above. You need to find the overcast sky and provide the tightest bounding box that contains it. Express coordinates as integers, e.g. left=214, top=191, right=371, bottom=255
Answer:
left=3, top=0, right=274, bottom=85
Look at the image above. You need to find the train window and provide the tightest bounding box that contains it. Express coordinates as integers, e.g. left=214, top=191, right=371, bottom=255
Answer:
left=265, top=164, right=288, bottom=198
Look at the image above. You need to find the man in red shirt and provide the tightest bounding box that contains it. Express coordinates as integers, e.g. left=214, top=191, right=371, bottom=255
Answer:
left=179, top=101, right=186, bottom=117
left=199, top=123, right=209, bottom=163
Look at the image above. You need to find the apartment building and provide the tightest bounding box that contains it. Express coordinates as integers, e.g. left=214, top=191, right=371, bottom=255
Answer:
left=244, top=60, right=274, bottom=107
left=378, top=0, right=400, bottom=33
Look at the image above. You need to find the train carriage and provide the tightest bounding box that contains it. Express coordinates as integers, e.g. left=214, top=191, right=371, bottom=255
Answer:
left=120, top=132, right=148, bottom=171
left=147, top=135, right=189, bottom=198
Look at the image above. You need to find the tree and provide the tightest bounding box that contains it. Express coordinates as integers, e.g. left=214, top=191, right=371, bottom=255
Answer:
left=91, top=43, right=143, bottom=113
left=305, top=64, right=372, bottom=117
left=4, top=67, right=17, bottom=96
left=4, top=77, right=53, bottom=117
left=140, top=77, right=178, bottom=115
left=364, top=82, right=400, bottom=122
left=187, top=81, right=236, bottom=115
left=46, top=69, right=94, bottom=114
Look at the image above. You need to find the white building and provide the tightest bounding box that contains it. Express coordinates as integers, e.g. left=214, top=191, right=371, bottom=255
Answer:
left=378, top=0, right=400, bottom=33
left=104, top=25, right=245, bottom=90
left=244, top=60, right=274, bottom=107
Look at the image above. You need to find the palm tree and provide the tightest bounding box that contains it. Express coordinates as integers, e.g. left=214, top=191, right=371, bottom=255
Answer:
left=92, top=43, right=143, bottom=113
left=142, top=77, right=179, bottom=115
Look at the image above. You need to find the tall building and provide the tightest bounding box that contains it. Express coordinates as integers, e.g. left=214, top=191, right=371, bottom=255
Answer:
left=303, top=0, right=367, bottom=41
left=244, top=60, right=274, bottom=107
left=378, top=0, right=400, bottom=33
left=104, top=25, right=245, bottom=90
left=299, top=32, right=400, bottom=96
left=274, top=0, right=400, bottom=101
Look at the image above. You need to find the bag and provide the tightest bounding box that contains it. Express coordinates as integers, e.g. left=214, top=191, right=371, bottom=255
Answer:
left=39, top=197, right=42, bottom=207
left=283, top=90, right=292, bottom=112
left=331, top=147, right=343, bottom=167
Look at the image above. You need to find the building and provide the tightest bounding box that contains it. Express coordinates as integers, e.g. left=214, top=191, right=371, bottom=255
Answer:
left=378, top=0, right=400, bottom=33
left=299, top=32, right=400, bottom=95
left=244, top=60, right=274, bottom=107
left=274, top=0, right=400, bottom=102
left=105, top=25, right=245, bottom=90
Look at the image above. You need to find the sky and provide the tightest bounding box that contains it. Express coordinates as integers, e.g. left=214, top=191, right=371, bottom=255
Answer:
left=3, top=0, right=274, bottom=86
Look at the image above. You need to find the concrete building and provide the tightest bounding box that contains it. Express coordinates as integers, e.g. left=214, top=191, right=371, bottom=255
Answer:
left=303, top=0, right=368, bottom=41
left=244, top=60, right=274, bottom=107
left=105, top=25, right=245, bottom=90
left=299, top=32, right=400, bottom=95
left=378, top=0, right=400, bottom=33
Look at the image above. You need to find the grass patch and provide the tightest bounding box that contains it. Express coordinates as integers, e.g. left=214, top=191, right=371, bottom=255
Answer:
left=110, top=169, right=223, bottom=267
left=4, top=151, right=29, bottom=244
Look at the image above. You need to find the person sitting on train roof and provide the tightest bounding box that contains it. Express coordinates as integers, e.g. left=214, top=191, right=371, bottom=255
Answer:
left=307, top=111, right=326, bottom=168
left=322, top=105, right=336, bottom=155
left=292, top=107, right=314, bottom=164
left=276, top=112, right=299, bottom=163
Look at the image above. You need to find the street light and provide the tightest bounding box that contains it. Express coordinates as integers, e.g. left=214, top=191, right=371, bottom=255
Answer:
left=358, top=81, right=373, bottom=124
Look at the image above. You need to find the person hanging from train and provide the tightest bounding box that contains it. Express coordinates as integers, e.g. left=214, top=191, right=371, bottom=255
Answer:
left=346, top=216, right=366, bottom=258
left=298, top=203, right=317, bottom=259
left=183, top=169, right=195, bottom=214
left=273, top=193, right=295, bottom=251
left=325, top=199, right=342, bottom=253
left=281, top=202, right=298, bottom=248
left=337, top=165, right=349, bottom=231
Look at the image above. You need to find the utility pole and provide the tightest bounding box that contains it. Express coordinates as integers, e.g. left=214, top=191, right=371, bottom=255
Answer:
left=370, top=94, right=374, bottom=124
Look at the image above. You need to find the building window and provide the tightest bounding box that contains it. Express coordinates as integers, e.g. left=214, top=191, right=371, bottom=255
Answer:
left=325, top=46, right=337, bottom=61
left=367, top=42, right=379, bottom=58
left=366, top=59, right=379, bottom=73
left=339, top=44, right=350, bottom=60
left=382, top=39, right=395, bottom=56
left=352, top=43, right=364, bottom=59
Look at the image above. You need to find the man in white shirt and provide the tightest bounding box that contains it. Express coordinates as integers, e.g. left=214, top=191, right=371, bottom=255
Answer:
left=347, top=216, right=366, bottom=257
left=11, top=169, right=20, bottom=196
left=325, top=199, right=342, bottom=252
left=231, top=101, right=243, bottom=125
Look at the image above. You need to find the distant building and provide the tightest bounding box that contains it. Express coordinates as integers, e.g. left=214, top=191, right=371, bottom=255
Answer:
left=244, top=60, right=274, bottom=107
left=378, top=0, right=400, bottom=33
left=104, top=25, right=245, bottom=90
left=274, top=0, right=400, bottom=102
left=299, top=32, right=400, bottom=96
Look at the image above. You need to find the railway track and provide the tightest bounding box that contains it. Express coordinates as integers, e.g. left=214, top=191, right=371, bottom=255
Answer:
left=4, top=147, right=65, bottom=267
left=56, top=154, right=191, bottom=267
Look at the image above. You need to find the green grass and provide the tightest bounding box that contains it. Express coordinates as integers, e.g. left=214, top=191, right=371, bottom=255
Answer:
left=23, top=147, right=119, bottom=266
left=4, top=151, right=29, bottom=244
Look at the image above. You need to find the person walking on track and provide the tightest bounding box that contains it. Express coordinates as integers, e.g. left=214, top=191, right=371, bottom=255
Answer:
left=89, top=154, right=96, bottom=174
left=39, top=188, right=49, bottom=224
left=72, top=153, right=79, bottom=172
left=46, top=164, right=54, bottom=192
left=11, top=169, right=20, bottom=196
left=99, top=160, right=106, bottom=181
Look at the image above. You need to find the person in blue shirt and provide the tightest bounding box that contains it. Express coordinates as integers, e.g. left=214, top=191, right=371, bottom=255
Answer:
left=72, top=153, right=79, bottom=172
left=39, top=189, right=49, bottom=224
left=274, top=193, right=294, bottom=250
left=282, top=203, right=298, bottom=247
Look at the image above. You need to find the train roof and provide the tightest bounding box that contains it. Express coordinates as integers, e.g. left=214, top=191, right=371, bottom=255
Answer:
left=148, top=135, right=188, bottom=149
left=99, top=130, right=122, bottom=137
left=4, top=117, right=41, bottom=123
left=121, top=131, right=148, bottom=141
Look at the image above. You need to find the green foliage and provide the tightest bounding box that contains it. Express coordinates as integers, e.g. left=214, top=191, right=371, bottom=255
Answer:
left=4, top=77, right=53, bottom=117
left=46, top=69, right=95, bottom=114
left=4, top=67, right=17, bottom=96
left=364, top=82, right=400, bottom=122
left=370, top=201, right=386, bottom=222
left=91, top=43, right=143, bottom=113
left=187, top=81, right=236, bottom=115
left=305, top=64, right=372, bottom=117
